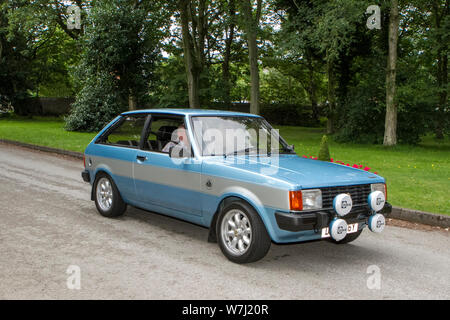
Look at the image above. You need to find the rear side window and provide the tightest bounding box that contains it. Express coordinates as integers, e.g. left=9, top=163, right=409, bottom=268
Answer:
left=100, top=115, right=147, bottom=148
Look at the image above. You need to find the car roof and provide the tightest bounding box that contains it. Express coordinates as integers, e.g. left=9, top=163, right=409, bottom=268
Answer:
left=121, top=108, right=262, bottom=118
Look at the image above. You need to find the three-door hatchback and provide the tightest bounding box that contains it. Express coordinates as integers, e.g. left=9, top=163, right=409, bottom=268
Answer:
left=82, top=109, right=391, bottom=263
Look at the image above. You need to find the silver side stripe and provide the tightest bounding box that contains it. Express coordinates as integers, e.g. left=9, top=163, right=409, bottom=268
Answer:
left=89, top=155, right=290, bottom=210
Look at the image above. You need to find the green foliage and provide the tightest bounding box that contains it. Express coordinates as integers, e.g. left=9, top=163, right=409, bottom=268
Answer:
left=65, top=72, right=125, bottom=132
left=333, top=1, right=447, bottom=145
left=314, top=0, right=371, bottom=61
left=1, top=0, right=83, bottom=114
left=2, top=117, right=449, bottom=215
left=0, top=2, right=34, bottom=110
left=259, top=67, right=309, bottom=105
left=1, top=0, right=448, bottom=143
left=151, top=55, right=189, bottom=108
left=31, top=28, right=80, bottom=97
left=277, top=125, right=450, bottom=215
left=318, top=135, right=331, bottom=161
left=335, top=53, right=386, bottom=144
left=66, top=0, right=169, bottom=131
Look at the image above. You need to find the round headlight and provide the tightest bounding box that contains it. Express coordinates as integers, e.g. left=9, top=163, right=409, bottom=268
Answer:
left=368, top=213, right=385, bottom=233
left=333, top=193, right=353, bottom=216
left=329, top=218, right=348, bottom=241
left=368, top=191, right=385, bottom=212
left=371, top=183, right=386, bottom=200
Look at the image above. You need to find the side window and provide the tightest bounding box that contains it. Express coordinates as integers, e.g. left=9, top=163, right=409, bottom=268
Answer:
left=143, top=116, right=191, bottom=154
left=101, top=115, right=146, bottom=148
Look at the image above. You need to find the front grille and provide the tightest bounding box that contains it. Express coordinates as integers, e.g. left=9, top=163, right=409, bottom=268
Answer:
left=343, top=204, right=371, bottom=220
left=320, top=184, right=371, bottom=208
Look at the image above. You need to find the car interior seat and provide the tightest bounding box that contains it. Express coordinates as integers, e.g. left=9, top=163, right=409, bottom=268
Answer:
left=156, top=126, right=178, bottom=151
left=116, top=140, right=139, bottom=147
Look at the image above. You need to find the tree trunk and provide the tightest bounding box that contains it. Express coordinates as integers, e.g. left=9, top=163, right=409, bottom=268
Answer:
left=436, top=52, right=448, bottom=139
left=128, top=91, right=137, bottom=111
left=247, top=31, right=260, bottom=115
left=383, top=0, right=399, bottom=146
left=326, top=58, right=336, bottom=134
left=240, top=0, right=262, bottom=115
left=179, top=0, right=201, bottom=108
left=222, top=40, right=233, bottom=104
left=307, top=53, right=319, bottom=123
left=433, top=0, right=448, bottom=139
left=222, top=0, right=235, bottom=104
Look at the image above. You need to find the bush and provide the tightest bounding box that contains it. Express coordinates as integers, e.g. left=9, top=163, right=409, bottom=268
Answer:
left=65, top=0, right=164, bottom=132
left=336, top=95, right=432, bottom=145
left=65, top=73, right=126, bottom=132
left=335, top=94, right=385, bottom=144
left=335, top=50, right=438, bottom=145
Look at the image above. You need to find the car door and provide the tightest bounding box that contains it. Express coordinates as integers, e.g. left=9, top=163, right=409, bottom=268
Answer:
left=94, top=114, right=148, bottom=202
left=133, top=114, right=203, bottom=217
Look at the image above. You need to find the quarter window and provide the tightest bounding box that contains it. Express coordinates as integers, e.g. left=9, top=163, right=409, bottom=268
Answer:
left=101, top=115, right=146, bottom=148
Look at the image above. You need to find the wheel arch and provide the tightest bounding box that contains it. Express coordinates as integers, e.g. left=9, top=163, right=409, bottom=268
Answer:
left=207, top=192, right=275, bottom=243
left=90, top=168, right=117, bottom=201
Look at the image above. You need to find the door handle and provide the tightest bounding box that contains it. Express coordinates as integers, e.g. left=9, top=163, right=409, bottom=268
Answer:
left=136, top=155, right=147, bottom=162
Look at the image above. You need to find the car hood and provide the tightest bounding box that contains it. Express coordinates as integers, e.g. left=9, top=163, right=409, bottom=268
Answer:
left=204, top=154, right=384, bottom=189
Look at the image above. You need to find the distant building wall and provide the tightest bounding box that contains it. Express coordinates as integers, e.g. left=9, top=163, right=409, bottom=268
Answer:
left=39, top=97, right=74, bottom=115
left=15, top=97, right=74, bottom=116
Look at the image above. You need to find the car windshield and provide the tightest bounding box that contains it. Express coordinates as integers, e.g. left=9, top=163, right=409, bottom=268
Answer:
left=191, top=116, right=293, bottom=156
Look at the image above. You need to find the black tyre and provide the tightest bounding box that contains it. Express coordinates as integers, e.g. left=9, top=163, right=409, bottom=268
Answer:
left=328, top=229, right=363, bottom=244
left=93, top=173, right=127, bottom=218
left=216, top=200, right=271, bottom=263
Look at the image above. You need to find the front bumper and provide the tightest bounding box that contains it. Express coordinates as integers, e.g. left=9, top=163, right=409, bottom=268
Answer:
left=81, top=169, right=90, bottom=183
left=275, top=202, right=392, bottom=232
left=380, top=202, right=392, bottom=215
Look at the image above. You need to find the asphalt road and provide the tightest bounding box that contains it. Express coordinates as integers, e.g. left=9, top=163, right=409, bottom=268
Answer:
left=0, top=143, right=449, bottom=300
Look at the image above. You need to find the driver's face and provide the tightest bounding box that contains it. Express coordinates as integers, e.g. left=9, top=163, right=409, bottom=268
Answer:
left=178, top=128, right=189, bottom=144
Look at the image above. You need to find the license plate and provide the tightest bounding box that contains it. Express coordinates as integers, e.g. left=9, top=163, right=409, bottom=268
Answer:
left=321, top=223, right=359, bottom=238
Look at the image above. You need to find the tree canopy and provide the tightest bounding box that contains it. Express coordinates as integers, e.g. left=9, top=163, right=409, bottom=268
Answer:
left=0, top=0, right=448, bottom=143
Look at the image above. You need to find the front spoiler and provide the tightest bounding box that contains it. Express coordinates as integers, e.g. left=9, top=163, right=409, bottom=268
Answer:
left=81, top=169, right=90, bottom=183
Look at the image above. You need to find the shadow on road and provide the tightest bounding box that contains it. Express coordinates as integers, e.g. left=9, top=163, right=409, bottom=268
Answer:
left=113, top=205, right=391, bottom=273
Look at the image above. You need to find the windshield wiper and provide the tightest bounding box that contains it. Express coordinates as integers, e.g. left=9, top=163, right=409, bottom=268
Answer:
left=265, top=146, right=295, bottom=155
left=224, top=145, right=294, bottom=157
left=279, top=146, right=296, bottom=154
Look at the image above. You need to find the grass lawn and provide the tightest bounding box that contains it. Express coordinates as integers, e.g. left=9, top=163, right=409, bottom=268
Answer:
left=279, top=126, right=450, bottom=216
left=0, top=116, right=95, bottom=153
left=1, top=116, right=449, bottom=215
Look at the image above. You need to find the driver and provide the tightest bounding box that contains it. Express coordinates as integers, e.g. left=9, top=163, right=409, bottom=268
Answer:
left=162, top=124, right=190, bottom=154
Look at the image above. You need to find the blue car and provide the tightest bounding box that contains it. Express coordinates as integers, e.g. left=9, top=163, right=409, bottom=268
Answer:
left=81, top=109, right=391, bottom=263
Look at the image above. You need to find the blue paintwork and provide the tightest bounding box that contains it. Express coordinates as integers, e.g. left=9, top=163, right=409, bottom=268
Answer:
left=122, top=108, right=262, bottom=118
left=89, top=144, right=138, bottom=200
left=125, top=193, right=205, bottom=227
left=202, top=154, right=384, bottom=189
left=134, top=151, right=203, bottom=216
left=84, top=109, right=385, bottom=244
